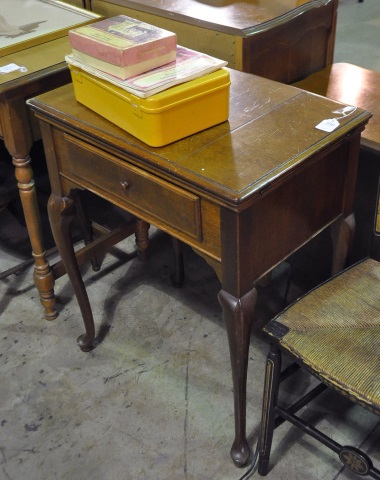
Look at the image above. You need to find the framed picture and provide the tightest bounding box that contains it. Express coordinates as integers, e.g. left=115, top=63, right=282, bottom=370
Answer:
left=0, top=0, right=101, bottom=57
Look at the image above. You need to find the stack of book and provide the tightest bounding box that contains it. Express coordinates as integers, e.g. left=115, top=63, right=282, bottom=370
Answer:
left=66, top=15, right=231, bottom=146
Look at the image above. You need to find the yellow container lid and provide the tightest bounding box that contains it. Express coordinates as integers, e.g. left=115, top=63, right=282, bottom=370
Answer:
left=69, top=63, right=230, bottom=113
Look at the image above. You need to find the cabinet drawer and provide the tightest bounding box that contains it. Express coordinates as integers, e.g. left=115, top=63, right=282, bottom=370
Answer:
left=63, top=135, right=202, bottom=240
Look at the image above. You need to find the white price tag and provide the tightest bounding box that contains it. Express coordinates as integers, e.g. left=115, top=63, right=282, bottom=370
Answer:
left=315, top=118, right=340, bottom=132
left=0, top=63, right=27, bottom=74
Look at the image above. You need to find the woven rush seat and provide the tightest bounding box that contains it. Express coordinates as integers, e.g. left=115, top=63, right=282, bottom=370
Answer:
left=264, top=257, right=380, bottom=415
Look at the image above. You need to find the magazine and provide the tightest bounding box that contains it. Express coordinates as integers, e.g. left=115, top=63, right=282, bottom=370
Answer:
left=66, top=46, right=228, bottom=98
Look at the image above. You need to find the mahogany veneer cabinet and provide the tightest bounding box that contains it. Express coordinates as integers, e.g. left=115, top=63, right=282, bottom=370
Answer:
left=28, top=70, right=370, bottom=466
left=85, top=0, right=338, bottom=84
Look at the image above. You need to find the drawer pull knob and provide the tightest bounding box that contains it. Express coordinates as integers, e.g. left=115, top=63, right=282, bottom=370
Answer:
left=120, top=181, right=130, bottom=191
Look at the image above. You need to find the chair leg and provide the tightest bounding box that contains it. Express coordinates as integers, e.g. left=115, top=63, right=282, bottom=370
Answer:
left=258, top=344, right=282, bottom=476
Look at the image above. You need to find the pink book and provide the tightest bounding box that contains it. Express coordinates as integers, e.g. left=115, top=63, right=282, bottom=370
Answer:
left=69, top=15, right=177, bottom=80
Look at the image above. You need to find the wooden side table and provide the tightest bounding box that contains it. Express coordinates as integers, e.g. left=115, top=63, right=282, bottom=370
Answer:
left=89, top=0, right=338, bottom=83
left=0, top=38, right=72, bottom=319
left=1, top=4, right=101, bottom=319
left=28, top=70, right=371, bottom=465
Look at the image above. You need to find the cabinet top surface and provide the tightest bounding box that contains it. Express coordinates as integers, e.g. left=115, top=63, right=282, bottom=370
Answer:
left=0, top=37, right=71, bottom=89
left=107, top=0, right=335, bottom=35
left=28, top=69, right=370, bottom=205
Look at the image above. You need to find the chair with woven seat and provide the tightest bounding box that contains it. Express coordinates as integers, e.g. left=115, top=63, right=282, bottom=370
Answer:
left=257, top=183, right=380, bottom=477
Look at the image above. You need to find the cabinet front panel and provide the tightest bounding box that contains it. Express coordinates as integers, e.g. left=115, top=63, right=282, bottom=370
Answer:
left=62, top=134, right=202, bottom=240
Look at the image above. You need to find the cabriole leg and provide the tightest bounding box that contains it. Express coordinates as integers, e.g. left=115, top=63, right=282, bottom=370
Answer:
left=218, top=287, right=257, bottom=467
left=48, top=192, right=95, bottom=351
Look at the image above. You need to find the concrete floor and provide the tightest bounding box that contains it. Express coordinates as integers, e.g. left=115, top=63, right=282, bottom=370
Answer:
left=1, top=1, right=380, bottom=479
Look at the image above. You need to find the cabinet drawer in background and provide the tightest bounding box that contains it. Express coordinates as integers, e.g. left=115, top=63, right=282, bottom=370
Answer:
left=62, top=135, right=202, bottom=240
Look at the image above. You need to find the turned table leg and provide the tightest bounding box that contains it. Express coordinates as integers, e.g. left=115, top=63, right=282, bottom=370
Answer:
left=135, top=218, right=150, bottom=260
left=218, top=287, right=258, bottom=467
left=13, top=154, right=57, bottom=319
left=48, top=192, right=95, bottom=351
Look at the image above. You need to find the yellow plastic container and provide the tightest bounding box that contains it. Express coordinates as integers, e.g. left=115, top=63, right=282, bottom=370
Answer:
left=69, top=65, right=230, bottom=147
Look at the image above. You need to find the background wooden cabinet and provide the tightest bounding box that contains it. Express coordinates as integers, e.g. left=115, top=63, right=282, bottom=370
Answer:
left=81, top=0, right=338, bottom=84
